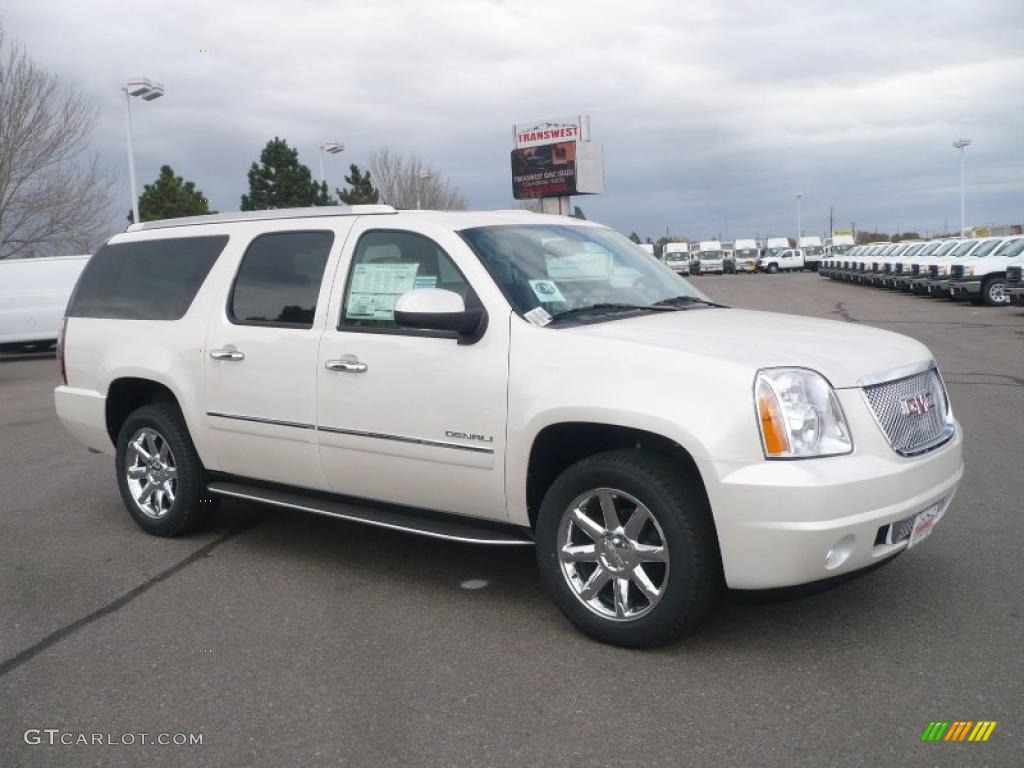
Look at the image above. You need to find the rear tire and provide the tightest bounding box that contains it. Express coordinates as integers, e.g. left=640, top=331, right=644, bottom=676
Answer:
left=115, top=403, right=218, bottom=536
left=535, top=449, right=718, bottom=647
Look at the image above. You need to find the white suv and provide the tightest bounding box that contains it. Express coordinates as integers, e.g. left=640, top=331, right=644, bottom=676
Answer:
left=55, top=207, right=964, bottom=647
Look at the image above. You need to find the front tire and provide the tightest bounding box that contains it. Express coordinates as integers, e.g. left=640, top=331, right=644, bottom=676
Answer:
left=767, top=263, right=779, bottom=274
left=115, top=403, right=218, bottom=536
left=978, top=275, right=1009, bottom=306
left=535, top=450, right=717, bottom=647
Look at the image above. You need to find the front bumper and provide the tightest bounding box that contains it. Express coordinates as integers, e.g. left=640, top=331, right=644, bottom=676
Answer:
left=948, top=279, right=981, bottom=299
left=702, top=388, right=964, bottom=590
left=926, top=279, right=951, bottom=296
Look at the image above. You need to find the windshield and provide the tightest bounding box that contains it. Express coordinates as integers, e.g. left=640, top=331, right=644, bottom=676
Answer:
left=932, top=241, right=959, bottom=257
left=832, top=244, right=852, bottom=254
left=949, top=239, right=978, bottom=257
left=992, top=238, right=1024, bottom=258
left=736, top=248, right=758, bottom=257
left=665, top=252, right=687, bottom=261
left=700, top=252, right=721, bottom=260
left=460, top=224, right=714, bottom=322
left=971, top=239, right=1000, bottom=258
left=803, top=246, right=823, bottom=255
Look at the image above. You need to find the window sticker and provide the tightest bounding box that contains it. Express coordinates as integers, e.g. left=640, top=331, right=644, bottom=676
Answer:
left=523, top=306, right=552, bottom=326
left=346, top=262, right=419, bottom=319
left=528, top=279, right=566, bottom=304
left=414, top=275, right=438, bottom=289
left=546, top=250, right=612, bottom=280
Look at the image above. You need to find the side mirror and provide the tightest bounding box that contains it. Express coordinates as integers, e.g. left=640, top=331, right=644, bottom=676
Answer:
left=394, top=288, right=485, bottom=339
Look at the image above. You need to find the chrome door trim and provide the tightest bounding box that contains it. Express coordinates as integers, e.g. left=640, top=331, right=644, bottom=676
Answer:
left=207, top=411, right=315, bottom=430
left=317, top=425, right=494, bottom=454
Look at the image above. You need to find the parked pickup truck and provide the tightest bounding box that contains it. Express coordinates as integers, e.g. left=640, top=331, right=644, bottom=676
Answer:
left=55, top=207, right=964, bottom=647
left=1006, top=264, right=1024, bottom=306
left=947, top=236, right=1024, bottom=305
left=760, top=247, right=804, bottom=273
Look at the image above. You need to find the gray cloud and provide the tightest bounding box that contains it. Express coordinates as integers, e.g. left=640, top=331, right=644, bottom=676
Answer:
left=4, top=0, right=1022, bottom=241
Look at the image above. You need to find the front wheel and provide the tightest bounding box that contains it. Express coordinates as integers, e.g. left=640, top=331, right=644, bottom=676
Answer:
left=115, top=403, right=218, bottom=536
left=535, top=450, right=718, bottom=647
left=767, top=263, right=779, bottom=274
left=979, top=275, right=1009, bottom=306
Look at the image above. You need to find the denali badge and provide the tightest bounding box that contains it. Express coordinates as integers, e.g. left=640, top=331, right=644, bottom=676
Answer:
left=900, top=392, right=935, bottom=416
left=445, top=430, right=494, bottom=443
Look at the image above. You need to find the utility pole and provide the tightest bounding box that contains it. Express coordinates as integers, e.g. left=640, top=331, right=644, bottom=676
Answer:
left=829, top=205, right=833, bottom=238
left=952, top=138, right=972, bottom=236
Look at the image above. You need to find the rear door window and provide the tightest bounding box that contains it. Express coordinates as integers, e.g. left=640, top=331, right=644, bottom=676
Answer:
left=229, top=231, right=335, bottom=328
left=67, top=235, right=228, bottom=320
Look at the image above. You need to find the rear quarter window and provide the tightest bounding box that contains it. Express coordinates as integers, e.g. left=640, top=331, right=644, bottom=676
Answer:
left=67, top=235, right=228, bottom=320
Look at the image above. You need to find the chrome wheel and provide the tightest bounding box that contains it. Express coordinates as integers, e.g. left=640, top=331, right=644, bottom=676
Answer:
left=988, top=281, right=1008, bottom=304
left=125, top=427, right=177, bottom=519
left=557, top=488, right=669, bottom=622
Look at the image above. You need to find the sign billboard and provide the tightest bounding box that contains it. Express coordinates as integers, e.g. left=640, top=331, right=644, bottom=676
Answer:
left=832, top=229, right=854, bottom=238
left=510, top=141, right=604, bottom=199
left=514, top=117, right=582, bottom=148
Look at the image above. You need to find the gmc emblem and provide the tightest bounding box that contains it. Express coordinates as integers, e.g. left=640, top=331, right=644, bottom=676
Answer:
left=900, top=392, right=935, bottom=416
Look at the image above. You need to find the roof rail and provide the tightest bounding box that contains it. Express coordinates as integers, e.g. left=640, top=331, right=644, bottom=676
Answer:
left=126, top=205, right=397, bottom=232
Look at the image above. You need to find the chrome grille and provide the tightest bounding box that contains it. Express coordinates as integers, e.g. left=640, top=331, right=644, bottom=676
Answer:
left=895, top=263, right=904, bottom=274
left=1008, top=266, right=1022, bottom=285
left=862, top=367, right=954, bottom=456
left=950, top=264, right=964, bottom=279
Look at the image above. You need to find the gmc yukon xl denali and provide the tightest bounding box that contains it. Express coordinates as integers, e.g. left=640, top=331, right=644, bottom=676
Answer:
left=55, top=207, right=964, bottom=647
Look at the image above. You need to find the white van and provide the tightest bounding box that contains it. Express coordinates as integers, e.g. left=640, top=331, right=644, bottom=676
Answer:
left=662, top=242, right=690, bottom=273
left=0, top=254, right=90, bottom=351
left=798, top=236, right=825, bottom=271
left=733, top=239, right=761, bottom=273
left=696, top=241, right=725, bottom=275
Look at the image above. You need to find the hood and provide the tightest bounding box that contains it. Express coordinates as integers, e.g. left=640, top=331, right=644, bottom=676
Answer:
left=564, top=308, right=931, bottom=389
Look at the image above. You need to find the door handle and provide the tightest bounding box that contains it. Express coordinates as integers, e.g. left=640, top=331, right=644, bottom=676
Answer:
left=325, top=357, right=367, bottom=373
left=210, top=348, right=245, bottom=361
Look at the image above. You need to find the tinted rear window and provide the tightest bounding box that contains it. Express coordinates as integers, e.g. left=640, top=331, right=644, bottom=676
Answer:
left=68, top=235, right=228, bottom=320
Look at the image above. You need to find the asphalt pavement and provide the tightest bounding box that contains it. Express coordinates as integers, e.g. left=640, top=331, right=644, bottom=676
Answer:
left=1, top=273, right=1021, bottom=767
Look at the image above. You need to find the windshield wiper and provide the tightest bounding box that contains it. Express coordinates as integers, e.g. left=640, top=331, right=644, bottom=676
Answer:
left=549, top=303, right=681, bottom=323
left=652, top=295, right=728, bottom=308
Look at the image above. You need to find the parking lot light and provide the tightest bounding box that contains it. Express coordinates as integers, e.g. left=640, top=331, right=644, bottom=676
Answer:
left=952, top=138, right=972, bottom=236
left=319, top=141, right=344, bottom=186
left=796, top=193, right=804, bottom=243
left=121, top=78, right=165, bottom=225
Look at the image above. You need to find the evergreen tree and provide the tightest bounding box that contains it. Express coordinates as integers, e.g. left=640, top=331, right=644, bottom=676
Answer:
left=240, top=137, right=330, bottom=210
left=628, top=231, right=641, bottom=244
left=336, top=164, right=380, bottom=204
left=128, top=165, right=212, bottom=223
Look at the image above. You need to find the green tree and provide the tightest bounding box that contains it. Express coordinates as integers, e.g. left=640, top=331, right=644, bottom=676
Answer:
left=335, top=164, right=380, bottom=204
left=628, top=231, right=641, bottom=244
left=128, top=165, right=212, bottom=223
left=240, top=137, right=331, bottom=210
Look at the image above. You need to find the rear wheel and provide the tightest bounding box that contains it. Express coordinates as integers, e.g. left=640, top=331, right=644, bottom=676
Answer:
left=535, top=449, right=718, bottom=647
left=115, top=403, right=218, bottom=536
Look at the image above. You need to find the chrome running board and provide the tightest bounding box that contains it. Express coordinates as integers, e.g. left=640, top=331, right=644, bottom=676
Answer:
left=206, top=481, right=534, bottom=546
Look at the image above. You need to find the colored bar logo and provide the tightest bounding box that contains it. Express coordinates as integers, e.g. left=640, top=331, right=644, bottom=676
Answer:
left=921, top=721, right=997, bottom=742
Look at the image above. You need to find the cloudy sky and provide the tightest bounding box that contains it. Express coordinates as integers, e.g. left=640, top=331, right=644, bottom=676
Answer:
left=5, top=0, right=1023, bottom=241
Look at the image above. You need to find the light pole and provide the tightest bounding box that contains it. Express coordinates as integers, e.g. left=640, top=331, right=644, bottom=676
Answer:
left=122, top=78, right=164, bottom=225
left=417, top=171, right=432, bottom=210
left=319, top=141, right=344, bottom=188
left=952, top=138, right=972, bottom=236
left=796, top=193, right=804, bottom=244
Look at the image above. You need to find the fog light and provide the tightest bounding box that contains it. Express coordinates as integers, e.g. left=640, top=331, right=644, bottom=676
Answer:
left=825, top=535, right=855, bottom=570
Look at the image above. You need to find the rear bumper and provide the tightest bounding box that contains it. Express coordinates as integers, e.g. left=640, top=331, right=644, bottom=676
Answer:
left=703, top=400, right=963, bottom=589
left=54, top=385, right=112, bottom=455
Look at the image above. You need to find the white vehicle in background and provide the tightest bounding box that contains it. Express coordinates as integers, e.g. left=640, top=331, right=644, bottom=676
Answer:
left=694, top=241, right=725, bottom=275
left=829, top=234, right=855, bottom=260
left=720, top=241, right=736, bottom=274
left=0, top=254, right=90, bottom=352
left=662, top=242, right=690, bottom=273
left=948, top=235, right=1024, bottom=305
left=760, top=237, right=790, bottom=270
left=759, top=247, right=804, bottom=273
left=733, top=239, right=761, bottom=273
left=923, top=237, right=1002, bottom=297
left=637, top=243, right=656, bottom=258
left=798, top=236, right=825, bottom=271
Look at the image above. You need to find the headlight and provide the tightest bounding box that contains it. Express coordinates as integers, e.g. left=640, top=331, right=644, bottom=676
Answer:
left=966, top=266, right=975, bottom=277
left=755, top=368, right=853, bottom=458
left=939, top=266, right=948, bottom=276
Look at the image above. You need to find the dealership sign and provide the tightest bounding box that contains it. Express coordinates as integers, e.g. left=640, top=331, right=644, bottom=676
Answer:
left=511, top=140, right=604, bottom=199
left=514, top=117, right=582, bottom=148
